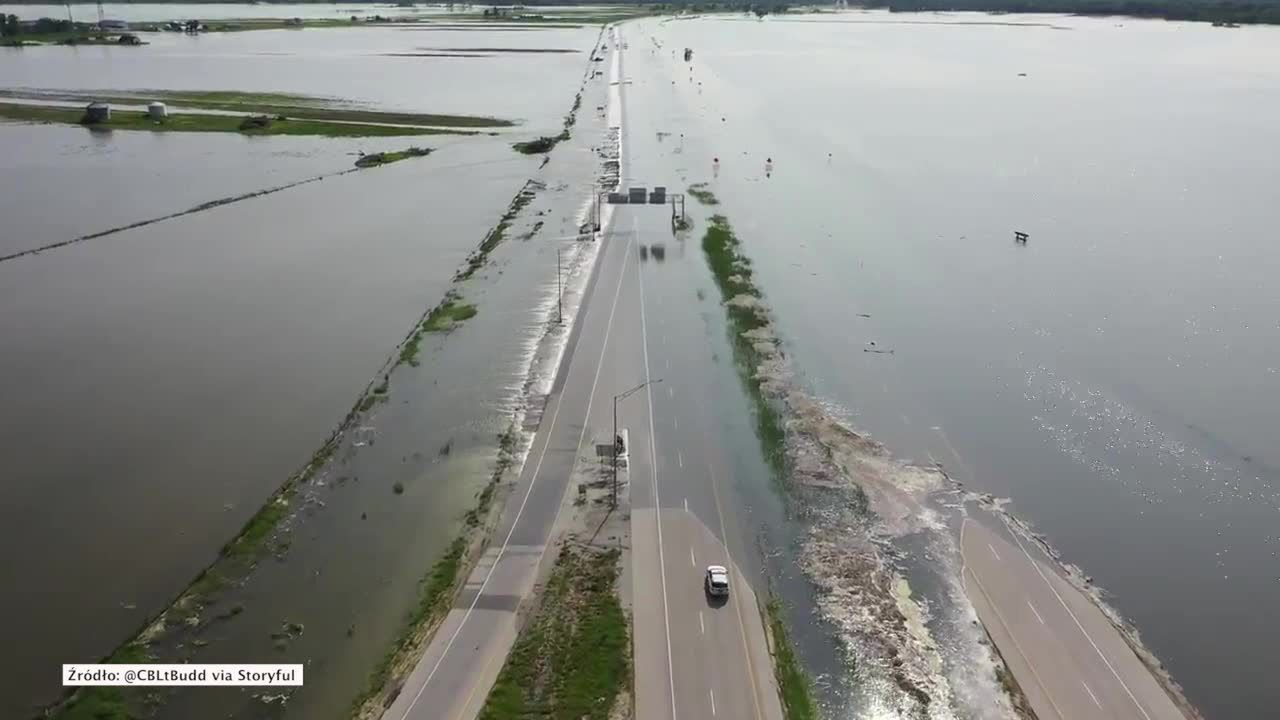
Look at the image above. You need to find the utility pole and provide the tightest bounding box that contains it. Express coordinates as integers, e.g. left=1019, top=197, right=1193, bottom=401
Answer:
left=611, top=379, right=662, bottom=508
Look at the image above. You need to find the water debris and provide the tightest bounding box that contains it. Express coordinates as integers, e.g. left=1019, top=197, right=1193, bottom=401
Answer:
left=698, top=212, right=1008, bottom=718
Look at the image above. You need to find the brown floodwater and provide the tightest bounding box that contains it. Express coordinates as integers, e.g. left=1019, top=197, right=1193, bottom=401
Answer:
left=0, top=21, right=604, bottom=717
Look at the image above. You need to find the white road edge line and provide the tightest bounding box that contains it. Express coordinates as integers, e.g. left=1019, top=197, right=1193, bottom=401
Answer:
left=690, top=547, right=696, bottom=567
left=698, top=399, right=766, bottom=720
left=1027, top=599, right=1046, bottom=625
left=1003, top=518, right=1154, bottom=720
left=709, top=689, right=717, bottom=716
left=397, top=222, right=637, bottom=720
left=1083, top=681, right=1102, bottom=708
left=637, top=214, right=679, bottom=720
left=960, top=520, right=1067, bottom=720
left=700, top=611, right=705, bottom=634
left=684, top=497, right=689, bottom=512
left=988, top=543, right=1001, bottom=561
left=964, top=569, right=1067, bottom=720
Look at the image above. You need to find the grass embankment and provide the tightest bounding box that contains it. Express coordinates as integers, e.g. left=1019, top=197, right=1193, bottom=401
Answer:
left=456, top=181, right=538, bottom=281
left=54, top=643, right=152, bottom=720
left=0, top=102, right=454, bottom=138
left=701, top=214, right=787, bottom=474
left=511, top=84, right=582, bottom=156
left=477, top=545, right=628, bottom=720
left=513, top=131, right=569, bottom=154
left=350, top=422, right=519, bottom=720
left=700, top=213, right=821, bottom=718
left=0, top=89, right=512, bottom=129
left=765, top=600, right=818, bottom=720
left=355, top=146, right=431, bottom=168
left=397, top=290, right=479, bottom=367
left=1, top=32, right=133, bottom=46
left=50, top=424, right=346, bottom=719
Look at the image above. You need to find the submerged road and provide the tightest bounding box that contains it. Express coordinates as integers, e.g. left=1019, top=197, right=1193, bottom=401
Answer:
left=385, top=24, right=783, bottom=720
left=962, top=517, right=1192, bottom=720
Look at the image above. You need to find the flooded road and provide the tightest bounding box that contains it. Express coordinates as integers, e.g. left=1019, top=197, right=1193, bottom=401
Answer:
left=624, top=11, right=1280, bottom=719
left=0, top=21, right=604, bottom=718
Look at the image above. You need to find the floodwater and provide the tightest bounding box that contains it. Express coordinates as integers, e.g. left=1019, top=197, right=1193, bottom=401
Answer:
left=3, top=25, right=596, bottom=123
left=0, top=123, right=372, bottom=256
left=631, top=11, right=1280, bottom=719
left=11, top=3, right=482, bottom=22
left=9, top=3, right=615, bottom=22
left=0, top=21, right=603, bottom=718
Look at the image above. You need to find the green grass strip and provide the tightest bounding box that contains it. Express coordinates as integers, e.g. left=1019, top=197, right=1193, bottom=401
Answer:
left=0, top=89, right=512, bottom=128
left=688, top=182, right=720, bottom=205
left=766, top=600, right=818, bottom=720
left=479, top=545, right=627, bottom=720
left=0, top=102, right=460, bottom=138
left=701, top=214, right=787, bottom=476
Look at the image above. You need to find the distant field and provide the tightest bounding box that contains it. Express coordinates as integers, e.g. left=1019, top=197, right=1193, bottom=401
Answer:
left=0, top=102, right=467, bottom=137
left=0, top=89, right=513, bottom=128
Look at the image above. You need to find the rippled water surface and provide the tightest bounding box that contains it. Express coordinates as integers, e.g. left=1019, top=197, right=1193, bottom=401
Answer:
left=630, top=12, right=1280, bottom=718
left=0, top=20, right=602, bottom=717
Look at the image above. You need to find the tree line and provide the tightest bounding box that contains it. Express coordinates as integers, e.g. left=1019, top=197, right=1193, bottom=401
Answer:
left=863, top=0, right=1280, bottom=25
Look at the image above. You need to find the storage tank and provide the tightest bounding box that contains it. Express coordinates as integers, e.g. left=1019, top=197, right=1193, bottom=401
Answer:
left=148, top=102, right=168, bottom=120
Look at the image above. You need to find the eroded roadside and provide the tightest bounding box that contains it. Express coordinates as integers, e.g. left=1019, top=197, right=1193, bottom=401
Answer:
left=45, top=25, right=614, bottom=720
left=689, top=206, right=1018, bottom=719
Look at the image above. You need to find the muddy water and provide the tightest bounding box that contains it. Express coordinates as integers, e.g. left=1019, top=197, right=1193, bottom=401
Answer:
left=154, top=68, right=611, bottom=720
left=631, top=12, right=1280, bottom=719
left=0, top=15, right=609, bottom=714
left=0, top=136, right=537, bottom=716
left=0, top=123, right=374, bottom=256
left=10, top=4, right=448, bottom=22
left=3, top=24, right=598, bottom=124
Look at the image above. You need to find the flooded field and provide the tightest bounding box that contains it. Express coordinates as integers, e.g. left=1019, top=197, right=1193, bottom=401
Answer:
left=0, top=19, right=606, bottom=718
left=629, top=11, right=1280, bottom=719
left=7, top=8, right=1278, bottom=720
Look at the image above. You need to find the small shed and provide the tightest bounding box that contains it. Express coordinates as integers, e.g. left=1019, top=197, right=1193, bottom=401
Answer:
left=84, top=102, right=111, bottom=124
left=148, top=102, right=168, bottom=120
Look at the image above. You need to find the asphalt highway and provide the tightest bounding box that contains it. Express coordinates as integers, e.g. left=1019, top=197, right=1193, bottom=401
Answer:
left=963, top=517, right=1192, bottom=720
left=384, top=25, right=784, bottom=720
